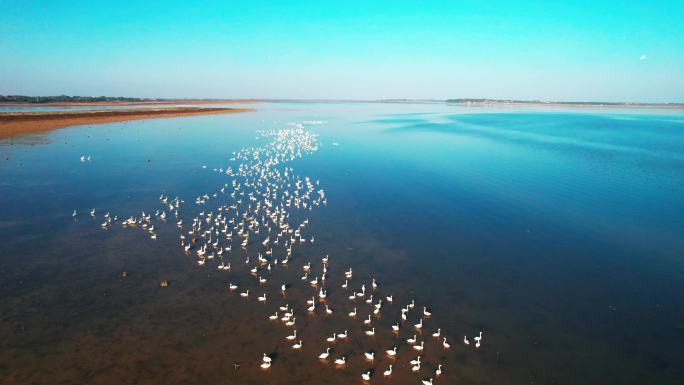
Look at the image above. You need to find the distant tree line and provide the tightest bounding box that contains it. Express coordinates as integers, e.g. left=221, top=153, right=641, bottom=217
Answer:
left=445, top=98, right=682, bottom=106
left=0, top=95, right=158, bottom=104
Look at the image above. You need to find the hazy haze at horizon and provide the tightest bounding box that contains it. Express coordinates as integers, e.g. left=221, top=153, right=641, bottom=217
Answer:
left=1, top=0, right=683, bottom=102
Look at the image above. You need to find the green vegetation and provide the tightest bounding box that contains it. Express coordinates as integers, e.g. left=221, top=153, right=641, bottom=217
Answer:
left=0, top=95, right=158, bottom=104
left=445, top=98, right=683, bottom=106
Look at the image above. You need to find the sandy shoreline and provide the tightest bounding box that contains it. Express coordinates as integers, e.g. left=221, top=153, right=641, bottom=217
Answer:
left=0, top=100, right=258, bottom=107
left=0, top=107, right=252, bottom=139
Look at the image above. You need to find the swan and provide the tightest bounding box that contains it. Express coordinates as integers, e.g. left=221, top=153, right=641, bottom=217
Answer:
left=240, top=289, right=249, bottom=298
left=286, top=330, right=297, bottom=340
left=383, top=365, right=393, bottom=376
left=348, top=308, right=357, bottom=317
left=268, top=312, right=278, bottom=320
left=421, top=379, right=433, bottom=385
left=364, top=315, right=372, bottom=325
left=325, top=305, right=333, bottom=314
left=361, top=371, right=371, bottom=381
left=410, top=356, right=421, bottom=366
left=318, top=347, right=330, bottom=359
left=443, top=337, right=451, bottom=349
left=262, top=353, right=271, bottom=363
left=474, top=331, right=483, bottom=342
left=364, top=352, right=374, bottom=361
left=386, top=347, right=397, bottom=357
left=423, top=307, right=431, bottom=317
left=432, top=328, right=441, bottom=338
left=413, top=341, right=424, bottom=351
left=260, top=361, right=271, bottom=369
left=407, top=335, right=417, bottom=344
left=292, top=340, right=302, bottom=349
left=365, top=327, right=375, bottom=336
left=228, top=283, right=237, bottom=291
left=334, top=356, right=346, bottom=365
left=337, top=330, right=348, bottom=339
left=463, top=335, right=470, bottom=346
left=412, top=362, right=421, bottom=372
left=326, top=333, right=336, bottom=343
left=436, top=364, right=442, bottom=376
left=257, top=293, right=267, bottom=302
left=415, top=318, right=423, bottom=329
left=392, top=323, right=400, bottom=332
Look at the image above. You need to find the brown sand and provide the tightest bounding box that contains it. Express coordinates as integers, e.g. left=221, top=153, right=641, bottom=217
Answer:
left=0, top=107, right=252, bottom=139
left=0, top=100, right=258, bottom=107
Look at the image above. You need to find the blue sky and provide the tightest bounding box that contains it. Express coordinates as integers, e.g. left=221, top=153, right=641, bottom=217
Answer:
left=1, top=0, right=682, bottom=102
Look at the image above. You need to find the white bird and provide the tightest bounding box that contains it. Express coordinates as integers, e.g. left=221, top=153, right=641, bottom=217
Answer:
left=407, top=335, right=417, bottom=344
left=423, top=307, right=431, bottom=317
left=392, top=323, right=400, bottom=332
left=436, top=364, right=442, bottom=376
left=432, top=328, right=441, bottom=338
left=260, top=361, right=271, bottom=369
left=292, top=340, right=302, bottom=349
left=334, top=356, right=346, bottom=365
left=326, top=333, right=336, bottom=343
left=240, top=289, right=249, bottom=298
left=443, top=337, right=451, bottom=349
left=413, top=341, right=424, bottom=351
left=474, top=331, right=483, bottom=343
left=258, top=293, right=267, bottom=302
left=337, top=330, right=348, bottom=339
left=383, top=365, right=393, bottom=376
left=361, top=371, right=371, bottom=381
left=262, top=353, right=271, bottom=363
left=421, top=378, right=433, bottom=385
left=268, top=312, right=278, bottom=320
left=386, top=347, right=397, bottom=357
left=318, top=348, right=330, bottom=359
left=410, top=356, right=421, bottom=366
left=364, top=351, right=374, bottom=361
left=348, top=308, right=357, bottom=317
left=286, top=330, right=297, bottom=340
left=415, top=318, right=423, bottom=329
left=365, top=327, right=375, bottom=336
left=463, top=335, right=470, bottom=346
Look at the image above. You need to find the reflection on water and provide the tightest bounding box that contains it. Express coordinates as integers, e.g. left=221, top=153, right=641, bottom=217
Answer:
left=1, top=103, right=683, bottom=385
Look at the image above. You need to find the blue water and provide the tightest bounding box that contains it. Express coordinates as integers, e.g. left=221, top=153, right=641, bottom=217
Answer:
left=1, top=102, right=683, bottom=385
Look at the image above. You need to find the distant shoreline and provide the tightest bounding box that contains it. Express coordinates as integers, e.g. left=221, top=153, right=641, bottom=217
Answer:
left=444, top=99, right=684, bottom=109
left=0, top=107, right=252, bottom=140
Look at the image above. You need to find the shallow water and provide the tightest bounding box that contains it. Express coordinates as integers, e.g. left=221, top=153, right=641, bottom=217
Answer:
left=1, top=102, right=683, bottom=385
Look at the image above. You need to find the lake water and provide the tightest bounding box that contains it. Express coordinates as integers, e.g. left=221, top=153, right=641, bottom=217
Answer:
left=1, top=102, right=683, bottom=385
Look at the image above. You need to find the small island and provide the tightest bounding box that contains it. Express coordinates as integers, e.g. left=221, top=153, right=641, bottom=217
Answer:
left=0, top=106, right=252, bottom=139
